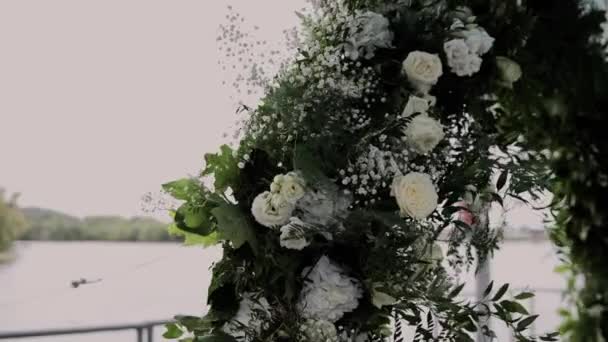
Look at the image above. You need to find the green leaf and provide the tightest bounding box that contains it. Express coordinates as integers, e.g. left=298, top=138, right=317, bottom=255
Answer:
left=203, top=145, right=240, bottom=192
left=490, top=192, right=504, bottom=206
left=501, top=300, right=529, bottom=315
left=211, top=204, right=258, bottom=252
left=442, top=205, right=469, bottom=217
left=168, top=224, right=219, bottom=247
left=514, top=292, right=535, bottom=300
left=163, top=178, right=200, bottom=200
left=483, top=281, right=494, bottom=298
left=448, top=283, right=465, bottom=298
left=176, top=204, right=215, bottom=233
left=517, top=315, right=539, bottom=331
left=492, top=283, right=509, bottom=301
left=496, top=170, right=508, bottom=191
left=453, top=220, right=472, bottom=231
left=163, top=323, right=183, bottom=339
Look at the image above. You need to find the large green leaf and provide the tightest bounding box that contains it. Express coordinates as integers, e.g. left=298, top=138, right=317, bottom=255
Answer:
left=211, top=204, right=258, bottom=252
left=203, top=145, right=240, bottom=192
left=163, top=178, right=200, bottom=201
left=168, top=224, right=219, bottom=247
left=175, top=204, right=215, bottom=235
left=163, top=323, right=184, bottom=339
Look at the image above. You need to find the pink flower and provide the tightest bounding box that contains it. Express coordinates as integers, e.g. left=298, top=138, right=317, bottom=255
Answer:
left=454, top=201, right=475, bottom=227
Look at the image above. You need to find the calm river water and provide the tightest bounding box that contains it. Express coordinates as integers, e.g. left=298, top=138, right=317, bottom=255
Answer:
left=0, top=241, right=564, bottom=341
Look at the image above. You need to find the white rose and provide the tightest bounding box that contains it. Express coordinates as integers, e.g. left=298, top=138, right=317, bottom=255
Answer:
left=298, top=256, right=363, bottom=322
left=404, top=115, right=445, bottom=154
left=391, top=172, right=438, bottom=220
left=402, top=95, right=431, bottom=117
left=276, top=172, right=306, bottom=204
left=462, top=27, right=494, bottom=55
left=444, top=39, right=483, bottom=77
left=223, top=293, right=271, bottom=341
left=279, top=217, right=310, bottom=250
left=402, top=51, right=443, bottom=93
left=251, top=191, right=294, bottom=227
left=496, top=56, right=522, bottom=88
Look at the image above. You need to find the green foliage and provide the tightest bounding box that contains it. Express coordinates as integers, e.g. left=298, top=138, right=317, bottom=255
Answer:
left=202, top=145, right=240, bottom=192
left=0, top=189, right=27, bottom=255
left=20, top=207, right=173, bottom=242
left=211, top=204, right=258, bottom=252
left=485, top=0, right=608, bottom=340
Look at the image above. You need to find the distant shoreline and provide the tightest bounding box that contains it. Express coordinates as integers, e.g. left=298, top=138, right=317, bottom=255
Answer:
left=16, top=240, right=180, bottom=244
left=0, top=250, right=16, bottom=263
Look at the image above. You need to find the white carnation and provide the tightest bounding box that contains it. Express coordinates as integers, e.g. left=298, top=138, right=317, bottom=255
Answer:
left=404, top=115, right=445, bottom=154
left=271, top=172, right=307, bottom=204
left=300, top=319, right=338, bottom=342
left=443, top=39, right=483, bottom=77
left=223, top=293, right=271, bottom=341
left=251, top=191, right=294, bottom=227
left=391, top=172, right=438, bottom=220
left=298, top=256, right=363, bottom=322
left=279, top=217, right=310, bottom=250
left=402, top=51, right=443, bottom=93
left=344, top=11, right=393, bottom=60
left=402, top=95, right=431, bottom=117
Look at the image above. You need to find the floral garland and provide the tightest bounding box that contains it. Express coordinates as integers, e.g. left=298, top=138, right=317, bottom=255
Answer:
left=161, top=1, right=559, bottom=341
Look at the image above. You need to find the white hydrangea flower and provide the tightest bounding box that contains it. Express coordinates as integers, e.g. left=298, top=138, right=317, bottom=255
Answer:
left=391, top=172, right=438, bottom=220
left=404, top=115, right=445, bottom=154
left=443, top=39, right=483, bottom=77
left=251, top=191, right=294, bottom=227
left=300, top=319, right=339, bottom=342
left=344, top=11, right=393, bottom=60
left=298, top=256, right=363, bottom=322
left=402, top=51, right=443, bottom=94
left=271, top=172, right=307, bottom=204
left=296, top=188, right=352, bottom=227
left=223, top=293, right=271, bottom=341
left=279, top=217, right=310, bottom=250
left=462, top=27, right=494, bottom=56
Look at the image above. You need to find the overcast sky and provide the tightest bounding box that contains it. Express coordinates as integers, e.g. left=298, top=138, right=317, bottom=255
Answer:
left=0, top=0, right=547, bottom=229
left=0, top=0, right=307, bottom=218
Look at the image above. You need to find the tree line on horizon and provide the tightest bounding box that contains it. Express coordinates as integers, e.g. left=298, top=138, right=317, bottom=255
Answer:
left=0, top=189, right=27, bottom=253
left=0, top=190, right=175, bottom=253
left=19, top=207, right=175, bottom=242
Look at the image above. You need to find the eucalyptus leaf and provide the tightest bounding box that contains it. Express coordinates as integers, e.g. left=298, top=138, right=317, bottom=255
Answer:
left=492, top=283, right=509, bottom=301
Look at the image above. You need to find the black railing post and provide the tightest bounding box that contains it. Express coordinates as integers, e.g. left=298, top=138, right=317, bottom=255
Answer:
left=147, top=325, right=154, bottom=342
left=136, top=327, right=143, bottom=342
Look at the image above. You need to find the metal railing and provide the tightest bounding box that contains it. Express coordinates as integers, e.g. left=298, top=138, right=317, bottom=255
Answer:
left=0, top=319, right=172, bottom=341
